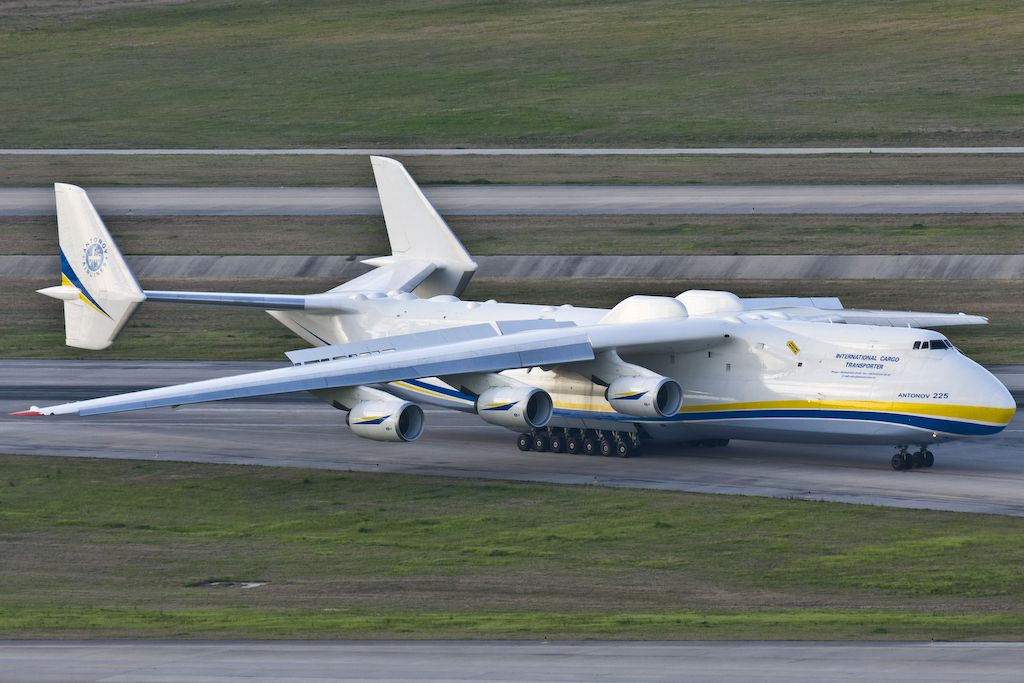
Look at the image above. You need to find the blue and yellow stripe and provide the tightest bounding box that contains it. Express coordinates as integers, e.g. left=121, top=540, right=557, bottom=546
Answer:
left=59, top=249, right=111, bottom=320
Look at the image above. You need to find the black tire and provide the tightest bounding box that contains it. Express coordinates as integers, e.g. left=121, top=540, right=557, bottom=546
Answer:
left=516, top=433, right=532, bottom=451
left=911, top=451, right=925, bottom=469
left=533, top=434, right=550, bottom=452
left=566, top=437, right=581, bottom=455
left=615, top=440, right=632, bottom=458
left=599, top=439, right=613, bottom=457
left=583, top=438, right=598, bottom=456
left=924, top=451, right=935, bottom=468
left=549, top=434, right=566, bottom=453
left=891, top=453, right=906, bottom=471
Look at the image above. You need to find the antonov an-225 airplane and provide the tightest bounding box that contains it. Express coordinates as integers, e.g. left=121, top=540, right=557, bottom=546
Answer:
left=14, top=157, right=1015, bottom=470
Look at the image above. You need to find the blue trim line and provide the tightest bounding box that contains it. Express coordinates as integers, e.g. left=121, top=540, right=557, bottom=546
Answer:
left=60, top=249, right=112, bottom=319
left=482, top=402, right=517, bottom=412
left=356, top=416, right=390, bottom=425
left=550, top=407, right=1006, bottom=436
left=405, top=379, right=476, bottom=402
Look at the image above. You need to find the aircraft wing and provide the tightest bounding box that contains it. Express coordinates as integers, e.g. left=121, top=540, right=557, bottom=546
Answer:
left=825, top=309, right=988, bottom=328
left=738, top=297, right=988, bottom=328
left=13, top=318, right=728, bottom=417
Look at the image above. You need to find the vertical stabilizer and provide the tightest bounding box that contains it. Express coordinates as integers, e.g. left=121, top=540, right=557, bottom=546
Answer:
left=43, top=183, right=145, bottom=350
left=370, top=156, right=477, bottom=297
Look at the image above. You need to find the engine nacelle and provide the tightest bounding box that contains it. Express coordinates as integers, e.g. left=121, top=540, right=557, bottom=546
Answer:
left=606, top=376, right=682, bottom=418
left=347, top=399, right=424, bottom=442
left=476, top=386, right=552, bottom=430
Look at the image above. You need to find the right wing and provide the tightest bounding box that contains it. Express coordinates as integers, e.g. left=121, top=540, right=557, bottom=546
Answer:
left=738, top=297, right=988, bottom=328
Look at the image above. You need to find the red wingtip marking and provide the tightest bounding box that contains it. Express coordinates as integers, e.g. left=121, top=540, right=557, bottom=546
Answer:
left=10, top=410, right=43, bottom=417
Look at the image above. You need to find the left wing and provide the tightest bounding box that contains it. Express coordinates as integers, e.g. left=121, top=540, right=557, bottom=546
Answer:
left=13, top=318, right=728, bottom=418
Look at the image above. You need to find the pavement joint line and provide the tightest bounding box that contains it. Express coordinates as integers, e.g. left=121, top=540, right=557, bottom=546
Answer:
left=4, top=147, right=1024, bottom=155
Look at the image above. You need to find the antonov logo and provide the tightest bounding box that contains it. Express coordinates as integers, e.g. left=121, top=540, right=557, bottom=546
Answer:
left=82, top=237, right=107, bottom=276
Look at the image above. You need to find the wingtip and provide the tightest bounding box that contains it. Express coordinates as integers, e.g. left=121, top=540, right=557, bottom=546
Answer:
left=9, top=405, right=44, bottom=417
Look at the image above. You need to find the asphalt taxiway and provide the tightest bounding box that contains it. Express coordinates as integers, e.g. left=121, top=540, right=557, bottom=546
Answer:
left=3, top=184, right=1024, bottom=216
left=3, top=640, right=1023, bottom=683
left=2, top=360, right=1021, bottom=516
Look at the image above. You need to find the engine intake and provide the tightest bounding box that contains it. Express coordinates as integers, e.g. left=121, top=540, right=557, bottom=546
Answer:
left=347, top=399, right=424, bottom=442
left=606, top=376, right=682, bottom=418
left=476, top=386, right=552, bottom=430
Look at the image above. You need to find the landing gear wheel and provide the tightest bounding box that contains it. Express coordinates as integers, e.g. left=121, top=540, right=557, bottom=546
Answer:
left=891, top=452, right=908, bottom=471
left=583, top=438, right=598, bottom=456
left=516, top=433, right=532, bottom=451
left=549, top=432, right=566, bottom=453
left=615, top=439, right=632, bottom=458
left=566, top=435, right=581, bottom=455
left=599, top=439, right=613, bottom=457
left=924, top=451, right=935, bottom=468
left=911, top=451, right=926, bottom=469
left=532, top=434, right=550, bottom=452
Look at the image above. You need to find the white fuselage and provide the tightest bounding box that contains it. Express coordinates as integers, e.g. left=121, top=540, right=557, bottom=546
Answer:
left=276, top=294, right=1016, bottom=447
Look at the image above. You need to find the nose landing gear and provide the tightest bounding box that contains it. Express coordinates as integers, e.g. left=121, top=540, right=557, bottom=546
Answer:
left=891, top=446, right=935, bottom=471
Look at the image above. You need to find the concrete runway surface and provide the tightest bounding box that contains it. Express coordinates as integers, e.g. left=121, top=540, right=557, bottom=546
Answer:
left=5, top=253, right=1024, bottom=280
left=2, top=360, right=1022, bottom=516
left=2, top=640, right=1023, bottom=683
left=5, top=146, right=1024, bottom=154
left=3, top=184, right=1024, bottom=216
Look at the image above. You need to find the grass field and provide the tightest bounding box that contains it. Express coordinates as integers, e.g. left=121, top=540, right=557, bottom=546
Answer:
left=4, top=154, right=1024, bottom=187
left=7, top=214, right=1024, bottom=256
left=1, top=454, right=1023, bottom=640
left=2, top=1, right=1023, bottom=147
left=1, top=277, right=1020, bottom=363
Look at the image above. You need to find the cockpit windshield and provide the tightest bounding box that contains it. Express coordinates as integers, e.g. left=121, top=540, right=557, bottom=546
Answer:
left=913, top=339, right=953, bottom=350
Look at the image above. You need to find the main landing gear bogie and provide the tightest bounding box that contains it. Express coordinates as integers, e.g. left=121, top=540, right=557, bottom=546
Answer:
left=891, top=446, right=935, bottom=471
left=517, top=427, right=642, bottom=458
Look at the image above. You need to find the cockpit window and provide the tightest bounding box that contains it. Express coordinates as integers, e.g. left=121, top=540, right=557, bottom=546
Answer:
left=913, top=339, right=952, bottom=350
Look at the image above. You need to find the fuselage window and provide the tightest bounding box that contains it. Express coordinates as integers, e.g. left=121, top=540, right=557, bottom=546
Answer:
left=913, top=341, right=922, bottom=350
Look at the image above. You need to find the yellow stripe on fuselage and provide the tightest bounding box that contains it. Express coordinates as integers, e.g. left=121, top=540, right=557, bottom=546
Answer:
left=551, top=398, right=1014, bottom=426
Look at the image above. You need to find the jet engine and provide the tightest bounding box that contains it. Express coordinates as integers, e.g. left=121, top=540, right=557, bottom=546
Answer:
left=347, top=399, right=425, bottom=442
left=606, top=376, right=682, bottom=418
left=475, top=386, right=553, bottom=430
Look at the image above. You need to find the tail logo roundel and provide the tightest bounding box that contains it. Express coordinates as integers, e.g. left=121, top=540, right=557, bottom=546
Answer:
left=82, top=237, right=108, bottom=276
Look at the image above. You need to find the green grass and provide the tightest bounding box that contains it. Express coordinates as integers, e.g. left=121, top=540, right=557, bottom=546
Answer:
left=1, top=455, right=1024, bottom=639
left=1, top=278, right=1020, bottom=363
left=3, top=154, right=1024, bottom=187
left=8, top=214, right=1024, bottom=256
left=2, top=1, right=1023, bottom=146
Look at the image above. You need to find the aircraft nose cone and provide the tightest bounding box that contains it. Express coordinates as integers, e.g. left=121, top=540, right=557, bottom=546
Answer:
left=982, top=372, right=1016, bottom=427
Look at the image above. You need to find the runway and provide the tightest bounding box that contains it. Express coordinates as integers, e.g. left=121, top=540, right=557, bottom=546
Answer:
left=3, top=184, right=1024, bottom=216
left=5, top=253, right=1024, bottom=280
left=2, top=360, right=1022, bottom=516
left=5, top=146, right=1024, bottom=155
left=2, top=640, right=1022, bottom=683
